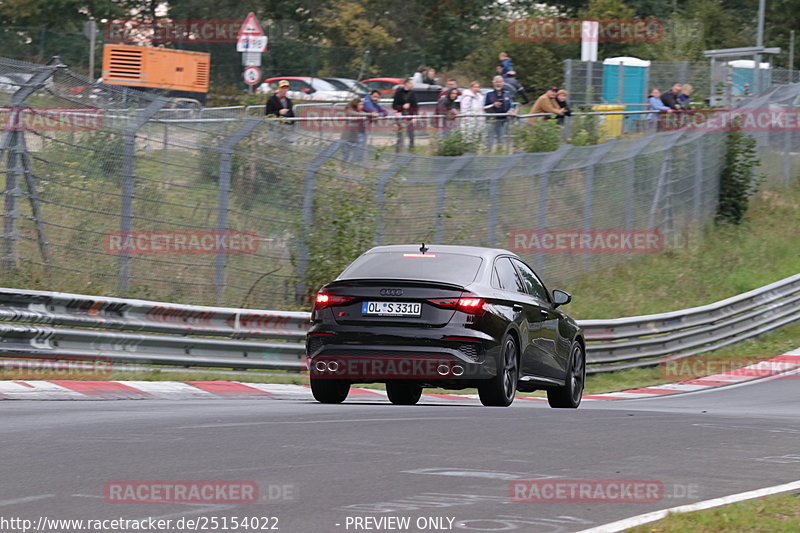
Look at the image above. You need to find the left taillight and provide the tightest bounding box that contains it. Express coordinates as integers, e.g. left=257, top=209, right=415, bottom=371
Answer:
left=314, top=292, right=354, bottom=310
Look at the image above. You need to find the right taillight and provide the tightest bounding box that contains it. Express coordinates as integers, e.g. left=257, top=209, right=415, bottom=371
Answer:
left=314, top=293, right=353, bottom=310
left=427, top=297, right=485, bottom=316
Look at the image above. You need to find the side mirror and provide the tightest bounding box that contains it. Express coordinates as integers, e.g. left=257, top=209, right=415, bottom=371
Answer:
left=552, top=289, right=572, bottom=307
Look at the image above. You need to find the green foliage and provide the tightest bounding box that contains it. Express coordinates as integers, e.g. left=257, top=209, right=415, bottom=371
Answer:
left=303, top=175, right=377, bottom=303
left=568, top=113, right=602, bottom=146
left=513, top=118, right=563, bottom=153
left=435, top=130, right=479, bottom=156
left=716, top=125, right=761, bottom=225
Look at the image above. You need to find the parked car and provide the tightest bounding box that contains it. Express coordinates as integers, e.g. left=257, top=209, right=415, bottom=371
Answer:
left=360, top=77, right=404, bottom=96
left=258, top=77, right=352, bottom=102
left=306, top=244, right=585, bottom=408
left=322, top=77, right=370, bottom=96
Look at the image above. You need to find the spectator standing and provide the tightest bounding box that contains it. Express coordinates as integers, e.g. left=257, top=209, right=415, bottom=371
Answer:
left=459, top=80, right=484, bottom=143
left=265, top=80, right=294, bottom=119
left=341, top=97, right=374, bottom=163
left=436, top=87, right=460, bottom=137
left=392, top=78, right=419, bottom=152
left=677, top=83, right=693, bottom=110
left=498, top=52, right=514, bottom=77
left=412, top=67, right=437, bottom=88
left=363, top=89, right=388, bottom=117
left=555, top=89, right=572, bottom=126
left=503, top=71, right=530, bottom=105
left=648, top=88, right=672, bottom=131
left=660, top=83, right=682, bottom=110
left=484, top=75, right=515, bottom=152
left=530, top=85, right=565, bottom=120
left=438, top=79, right=459, bottom=99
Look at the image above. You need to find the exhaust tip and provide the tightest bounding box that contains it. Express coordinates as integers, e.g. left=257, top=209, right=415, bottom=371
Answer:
left=314, top=360, right=327, bottom=372
left=436, top=364, right=450, bottom=376
left=452, top=365, right=465, bottom=376
left=327, top=360, right=340, bottom=372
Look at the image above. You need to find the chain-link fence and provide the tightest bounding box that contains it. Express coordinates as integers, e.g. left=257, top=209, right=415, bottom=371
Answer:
left=2, top=55, right=798, bottom=311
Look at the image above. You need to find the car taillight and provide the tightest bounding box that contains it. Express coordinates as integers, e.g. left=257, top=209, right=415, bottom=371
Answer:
left=427, top=297, right=485, bottom=316
left=314, top=293, right=353, bottom=310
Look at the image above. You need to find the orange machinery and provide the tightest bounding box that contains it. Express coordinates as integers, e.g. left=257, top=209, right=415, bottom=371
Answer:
left=101, top=44, right=210, bottom=101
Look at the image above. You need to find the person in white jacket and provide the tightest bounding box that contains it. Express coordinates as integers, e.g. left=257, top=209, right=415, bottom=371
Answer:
left=459, top=81, right=484, bottom=143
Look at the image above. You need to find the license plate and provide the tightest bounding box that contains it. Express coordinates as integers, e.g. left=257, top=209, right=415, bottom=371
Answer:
left=362, top=301, right=421, bottom=317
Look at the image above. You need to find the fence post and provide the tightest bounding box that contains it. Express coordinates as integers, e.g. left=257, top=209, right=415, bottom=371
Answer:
left=433, top=154, right=475, bottom=244
left=374, top=153, right=413, bottom=245
left=783, top=127, right=792, bottom=187
left=117, top=97, right=169, bottom=294
left=693, top=132, right=704, bottom=222
left=582, top=142, right=615, bottom=271
left=0, top=56, right=63, bottom=271
left=296, top=141, right=341, bottom=305
left=624, top=136, right=655, bottom=229
left=564, top=59, right=573, bottom=100
left=533, top=146, right=572, bottom=273
left=215, top=117, right=262, bottom=304
left=487, top=153, right=525, bottom=247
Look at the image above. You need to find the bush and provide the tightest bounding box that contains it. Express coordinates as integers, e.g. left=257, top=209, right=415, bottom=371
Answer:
left=512, top=118, right=562, bottom=152
left=716, top=125, right=761, bottom=225
left=435, top=130, right=479, bottom=156
left=568, top=113, right=602, bottom=146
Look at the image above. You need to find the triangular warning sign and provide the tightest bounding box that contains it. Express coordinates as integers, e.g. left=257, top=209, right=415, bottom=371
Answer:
left=238, top=12, right=264, bottom=37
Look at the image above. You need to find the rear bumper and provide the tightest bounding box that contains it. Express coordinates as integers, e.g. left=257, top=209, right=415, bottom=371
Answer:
left=306, top=343, right=498, bottom=381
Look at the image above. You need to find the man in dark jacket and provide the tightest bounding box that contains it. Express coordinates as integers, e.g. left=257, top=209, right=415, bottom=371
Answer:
left=265, top=80, right=295, bottom=119
left=502, top=71, right=530, bottom=105
left=483, top=75, right=515, bottom=152
left=660, top=83, right=683, bottom=110
left=392, top=78, right=419, bottom=152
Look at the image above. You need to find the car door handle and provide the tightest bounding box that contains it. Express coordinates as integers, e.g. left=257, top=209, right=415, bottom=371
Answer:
left=513, top=304, right=523, bottom=312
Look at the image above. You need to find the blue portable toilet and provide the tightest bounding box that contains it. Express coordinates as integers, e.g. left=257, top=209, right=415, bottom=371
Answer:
left=601, top=57, right=650, bottom=105
left=727, top=59, right=771, bottom=95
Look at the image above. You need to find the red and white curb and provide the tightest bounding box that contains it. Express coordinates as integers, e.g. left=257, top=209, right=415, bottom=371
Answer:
left=0, top=351, right=797, bottom=401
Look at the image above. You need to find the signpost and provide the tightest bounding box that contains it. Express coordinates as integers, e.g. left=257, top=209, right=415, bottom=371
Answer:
left=243, top=66, right=262, bottom=86
left=237, top=13, right=266, bottom=93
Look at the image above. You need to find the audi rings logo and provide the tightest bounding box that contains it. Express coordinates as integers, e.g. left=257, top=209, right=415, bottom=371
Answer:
left=380, top=288, right=403, bottom=296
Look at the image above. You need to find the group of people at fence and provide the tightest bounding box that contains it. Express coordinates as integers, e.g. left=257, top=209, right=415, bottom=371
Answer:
left=647, top=82, right=695, bottom=131
left=264, top=52, right=578, bottom=157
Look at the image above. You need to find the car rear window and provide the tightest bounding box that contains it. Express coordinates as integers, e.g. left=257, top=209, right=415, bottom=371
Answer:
left=338, top=252, right=483, bottom=286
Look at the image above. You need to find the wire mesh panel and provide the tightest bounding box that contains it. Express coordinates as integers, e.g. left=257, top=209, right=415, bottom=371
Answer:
left=1, top=55, right=797, bottom=311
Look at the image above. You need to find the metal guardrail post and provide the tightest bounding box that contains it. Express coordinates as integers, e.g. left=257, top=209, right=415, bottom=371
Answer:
left=374, top=153, right=413, bottom=245
left=296, top=141, right=341, bottom=305
left=215, top=117, right=262, bottom=304
left=117, top=97, right=170, bottom=294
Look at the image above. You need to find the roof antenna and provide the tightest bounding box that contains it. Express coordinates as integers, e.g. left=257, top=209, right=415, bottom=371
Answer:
left=420, top=243, right=428, bottom=254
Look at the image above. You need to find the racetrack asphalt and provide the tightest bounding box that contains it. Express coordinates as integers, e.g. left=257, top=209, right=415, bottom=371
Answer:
left=2, top=369, right=799, bottom=533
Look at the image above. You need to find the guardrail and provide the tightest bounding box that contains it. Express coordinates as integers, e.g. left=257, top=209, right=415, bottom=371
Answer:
left=1, top=274, right=798, bottom=374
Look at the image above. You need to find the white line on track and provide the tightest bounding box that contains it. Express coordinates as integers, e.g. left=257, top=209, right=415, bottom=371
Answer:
left=575, top=479, right=800, bottom=533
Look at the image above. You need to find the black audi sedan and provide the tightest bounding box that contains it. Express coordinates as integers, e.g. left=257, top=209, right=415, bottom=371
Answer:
left=306, top=244, right=585, bottom=408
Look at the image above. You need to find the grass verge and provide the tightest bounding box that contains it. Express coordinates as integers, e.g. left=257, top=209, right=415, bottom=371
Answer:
left=626, top=492, right=800, bottom=533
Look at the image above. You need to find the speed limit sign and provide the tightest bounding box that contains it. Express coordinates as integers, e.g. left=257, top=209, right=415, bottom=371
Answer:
left=243, top=66, right=261, bottom=86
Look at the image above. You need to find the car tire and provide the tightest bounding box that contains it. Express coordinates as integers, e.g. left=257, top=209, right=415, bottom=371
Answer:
left=547, top=341, right=585, bottom=409
left=310, top=378, right=350, bottom=404
left=478, top=334, right=518, bottom=407
left=386, top=381, right=423, bottom=405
